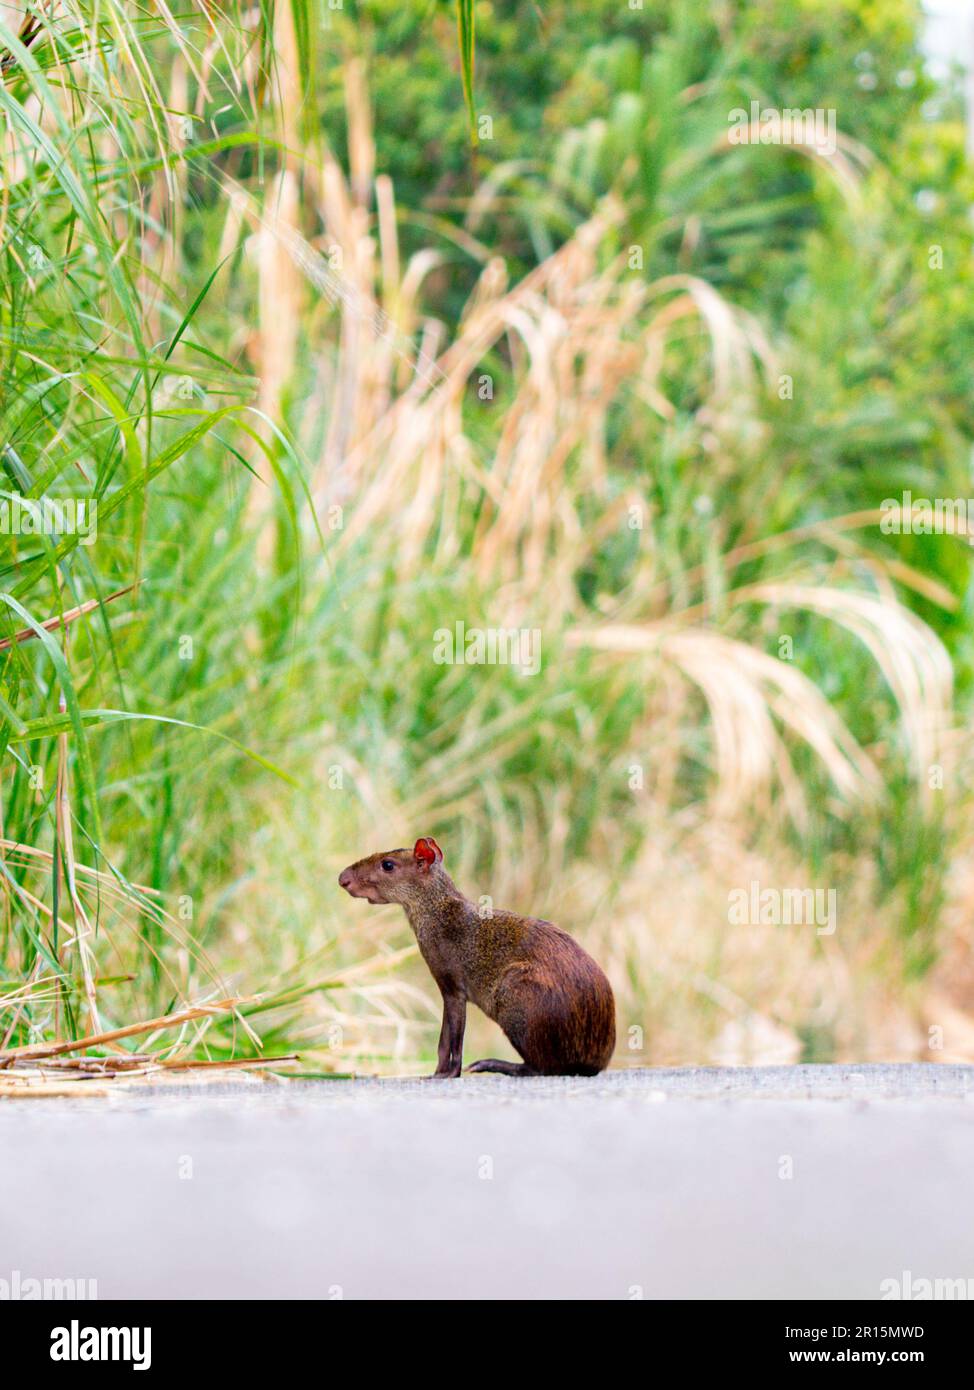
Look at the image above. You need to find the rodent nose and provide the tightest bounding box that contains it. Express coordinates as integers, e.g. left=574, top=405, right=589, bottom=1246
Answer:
left=338, top=871, right=352, bottom=889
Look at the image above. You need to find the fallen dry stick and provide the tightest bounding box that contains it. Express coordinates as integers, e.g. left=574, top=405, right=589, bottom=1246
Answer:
left=0, top=996, right=258, bottom=1066
left=21, top=1055, right=152, bottom=1072
left=0, top=1082, right=110, bottom=1098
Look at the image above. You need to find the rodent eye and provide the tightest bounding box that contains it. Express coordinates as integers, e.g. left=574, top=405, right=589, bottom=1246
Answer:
left=381, top=859, right=396, bottom=872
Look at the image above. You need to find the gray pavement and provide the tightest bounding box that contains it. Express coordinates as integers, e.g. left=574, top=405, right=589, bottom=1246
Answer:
left=2, top=1064, right=973, bottom=1299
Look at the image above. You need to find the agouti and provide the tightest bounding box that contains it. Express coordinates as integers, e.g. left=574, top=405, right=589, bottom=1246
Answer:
left=338, top=837, right=616, bottom=1077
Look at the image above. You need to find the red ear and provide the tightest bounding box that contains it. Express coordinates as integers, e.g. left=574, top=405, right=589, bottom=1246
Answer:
left=413, top=837, right=443, bottom=868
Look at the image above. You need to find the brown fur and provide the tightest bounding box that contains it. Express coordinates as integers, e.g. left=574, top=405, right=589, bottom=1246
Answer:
left=338, top=840, right=616, bottom=1078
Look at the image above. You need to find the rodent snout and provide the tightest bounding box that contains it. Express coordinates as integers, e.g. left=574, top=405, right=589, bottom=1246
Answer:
left=338, top=870, right=353, bottom=890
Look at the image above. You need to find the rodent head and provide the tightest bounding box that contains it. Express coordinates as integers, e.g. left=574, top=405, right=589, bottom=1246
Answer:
left=338, top=837, right=445, bottom=906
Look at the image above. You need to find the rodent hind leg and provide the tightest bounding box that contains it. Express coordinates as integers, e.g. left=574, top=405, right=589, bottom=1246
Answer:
left=466, top=1058, right=536, bottom=1076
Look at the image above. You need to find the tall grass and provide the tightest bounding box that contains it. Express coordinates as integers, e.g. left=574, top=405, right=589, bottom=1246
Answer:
left=1, top=3, right=971, bottom=1072
left=0, top=1, right=311, bottom=1056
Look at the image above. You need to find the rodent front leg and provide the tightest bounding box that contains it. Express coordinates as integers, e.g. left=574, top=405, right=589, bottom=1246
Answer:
left=432, top=990, right=465, bottom=1078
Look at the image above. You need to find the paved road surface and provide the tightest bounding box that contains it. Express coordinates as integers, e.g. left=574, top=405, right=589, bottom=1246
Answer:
left=2, top=1064, right=973, bottom=1299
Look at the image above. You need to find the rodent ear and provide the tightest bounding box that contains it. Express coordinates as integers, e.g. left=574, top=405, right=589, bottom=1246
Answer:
left=413, top=837, right=443, bottom=868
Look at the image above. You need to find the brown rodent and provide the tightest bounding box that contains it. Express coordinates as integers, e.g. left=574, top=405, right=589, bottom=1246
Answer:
left=338, top=837, right=616, bottom=1077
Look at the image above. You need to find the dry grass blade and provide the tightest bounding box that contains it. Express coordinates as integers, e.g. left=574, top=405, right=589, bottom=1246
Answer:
left=567, top=620, right=881, bottom=820
left=0, top=995, right=257, bottom=1065
left=0, top=583, right=139, bottom=651
left=55, top=686, right=101, bottom=1034
left=161, top=1054, right=299, bottom=1071
left=743, top=583, right=953, bottom=794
